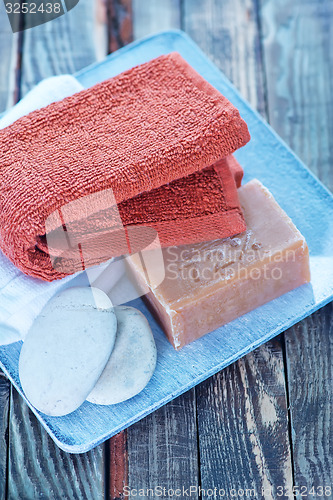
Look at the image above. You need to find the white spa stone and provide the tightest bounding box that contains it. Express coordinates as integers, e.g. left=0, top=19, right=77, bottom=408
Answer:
left=87, top=306, right=157, bottom=405
left=19, top=287, right=117, bottom=417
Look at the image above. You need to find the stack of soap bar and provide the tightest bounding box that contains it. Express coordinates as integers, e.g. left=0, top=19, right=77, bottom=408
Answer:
left=128, top=179, right=311, bottom=350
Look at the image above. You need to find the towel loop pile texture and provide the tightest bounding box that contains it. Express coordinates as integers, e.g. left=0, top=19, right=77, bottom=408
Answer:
left=0, top=52, right=250, bottom=281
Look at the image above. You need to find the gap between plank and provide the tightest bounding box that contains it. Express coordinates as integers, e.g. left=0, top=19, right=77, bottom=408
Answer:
left=194, top=387, right=203, bottom=500
left=253, top=0, right=270, bottom=122
left=281, top=333, right=297, bottom=496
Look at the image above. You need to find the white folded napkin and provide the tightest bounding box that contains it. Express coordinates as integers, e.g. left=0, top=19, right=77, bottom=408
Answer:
left=0, top=75, right=85, bottom=345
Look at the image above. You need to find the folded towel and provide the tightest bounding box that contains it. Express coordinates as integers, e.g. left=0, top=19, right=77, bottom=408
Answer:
left=0, top=76, right=85, bottom=345
left=35, top=154, right=245, bottom=276
left=117, top=156, right=245, bottom=247
left=0, top=52, right=250, bottom=281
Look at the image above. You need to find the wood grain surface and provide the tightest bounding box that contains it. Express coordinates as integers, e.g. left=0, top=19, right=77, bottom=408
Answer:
left=196, top=340, right=293, bottom=497
left=108, top=431, right=128, bottom=500
left=132, top=0, right=181, bottom=39
left=0, top=374, right=9, bottom=500
left=0, top=6, right=21, bottom=498
left=127, top=390, right=199, bottom=498
left=0, top=5, right=21, bottom=112
left=7, top=388, right=105, bottom=500
left=19, top=0, right=100, bottom=96
left=183, top=0, right=267, bottom=116
left=285, top=304, right=333, bottom=495
left=260, top=0, right=333, bottom=193
left=108, top=0, right=133, bottom=52
left=261, top=1, right=333, bottom=496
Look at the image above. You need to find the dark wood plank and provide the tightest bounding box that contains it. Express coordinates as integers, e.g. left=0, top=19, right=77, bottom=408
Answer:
left=108, top=0, right=133, bottom=53
left=196, top=339, right=293, bottom=497
left=109, top=431, right=128, bottom=500
left=183, top=0, right=294, bottom=493
left=7, top=387, right=105, bottom=500
left=0, top=373, right=10, bottom=500
left=6, top=2, right=107, bottom=498
left=127, top=390, right=199, bottom=498
left=260, top=0, right=333, bottom=492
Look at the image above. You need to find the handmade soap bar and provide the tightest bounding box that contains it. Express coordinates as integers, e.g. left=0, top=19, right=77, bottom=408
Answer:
left=128, top=179, right=311, bottom=350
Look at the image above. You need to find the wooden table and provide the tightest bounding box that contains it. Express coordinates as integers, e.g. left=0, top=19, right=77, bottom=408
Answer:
left=0, top=1, right=332, bottom=498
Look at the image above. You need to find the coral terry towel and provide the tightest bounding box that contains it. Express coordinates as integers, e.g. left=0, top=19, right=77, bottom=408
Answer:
left=0, top=52, right=250, bottom=281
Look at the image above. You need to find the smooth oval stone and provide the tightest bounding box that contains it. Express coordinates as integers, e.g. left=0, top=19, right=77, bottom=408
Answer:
left=87, top=306, right=157, bottom=405
left=19, top=287, right=117, bottom=417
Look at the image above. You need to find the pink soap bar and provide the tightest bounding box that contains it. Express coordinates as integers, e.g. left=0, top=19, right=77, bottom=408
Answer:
left=128, top=179, right=311, bottom=350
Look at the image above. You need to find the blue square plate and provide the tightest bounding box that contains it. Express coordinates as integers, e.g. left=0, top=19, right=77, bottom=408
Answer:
left=0, top=30, right=332, bottom=453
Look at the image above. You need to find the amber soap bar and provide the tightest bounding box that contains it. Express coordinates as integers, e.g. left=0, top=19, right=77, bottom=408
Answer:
left=128, top=179, right=311, bottom=350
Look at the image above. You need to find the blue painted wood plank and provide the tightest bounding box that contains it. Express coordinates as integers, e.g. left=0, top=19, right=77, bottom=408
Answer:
left=7, top=387, right=105, bottom=500
left=260, top=0, right=333, bottom=192
left=260, top=0, right=333, bottom=492
left=19, top=0, right=99, bottom=97
left=127, top=390, right=199, bottom=498
left=0, top=5, right=20, bottom=112
left=196, top=338, right=293, bottom=497
left=183, top=0, right=266, bottom=116
left=133, top=0, right=181, bottom=40
left=285, top=304, right=333, bottom=495
left=0, top=373, right=9, bottom=500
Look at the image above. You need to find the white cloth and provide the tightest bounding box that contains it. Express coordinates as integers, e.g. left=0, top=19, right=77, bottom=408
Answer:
left=0, top=75, right=84, bottom=128
left=0, top=76, right=85, bottom=345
